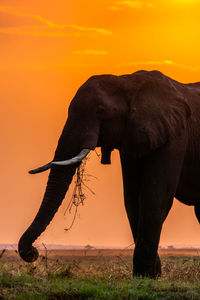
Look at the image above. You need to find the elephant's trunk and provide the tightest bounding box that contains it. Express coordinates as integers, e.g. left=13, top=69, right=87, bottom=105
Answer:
left=18, top=164, right=77, bottom=262
left=18, top=107, right=99, bottom=262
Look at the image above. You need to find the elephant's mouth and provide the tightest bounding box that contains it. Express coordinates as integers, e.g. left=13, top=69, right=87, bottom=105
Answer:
left=100, top=146, right=114, bottom=164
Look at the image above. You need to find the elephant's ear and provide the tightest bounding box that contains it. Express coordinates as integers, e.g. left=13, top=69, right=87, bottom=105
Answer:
left=128, top=78, right=191, bottom=156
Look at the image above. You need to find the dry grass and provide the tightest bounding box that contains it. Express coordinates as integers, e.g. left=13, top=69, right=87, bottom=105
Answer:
left=1, top=249, right=200, bottom=282
left=1, top=249, right=200, bottom=299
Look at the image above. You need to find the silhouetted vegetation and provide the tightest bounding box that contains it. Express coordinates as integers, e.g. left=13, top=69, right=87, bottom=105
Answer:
left=63, top=155, right=96, bottom=232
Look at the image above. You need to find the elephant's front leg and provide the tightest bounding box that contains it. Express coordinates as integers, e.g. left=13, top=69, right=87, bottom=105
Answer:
left=120, top=155, right=161, bottom=277
left=133, top=192, right=170, bottom=278
left=120, top=156, right=140, bottom=243
left=134, top=141, right=186, bottom=278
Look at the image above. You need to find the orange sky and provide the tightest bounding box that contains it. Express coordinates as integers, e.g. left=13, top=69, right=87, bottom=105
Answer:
left=1, top=0, right=200, bottom=248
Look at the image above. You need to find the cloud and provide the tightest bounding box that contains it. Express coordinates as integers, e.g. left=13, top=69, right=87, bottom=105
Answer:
left=0, top=6, right=112, bottom=37
left=31, top=15, right=112, bottom=35
left=115, top=1, right=142, bottom=8
left=120, top=60, right=200, bottom=72
left=73, top=50, right=108, bottom=55
left=67, top=25, right=111, bottom=35
left=0, top=26, right=74, bottom=37
left=108, top=0, right=154, bottom=10
left=0, top=26, right=109, bottom=38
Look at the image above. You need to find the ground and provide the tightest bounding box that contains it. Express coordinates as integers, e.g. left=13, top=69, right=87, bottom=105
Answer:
left=1, top=249, right=200, bottom=299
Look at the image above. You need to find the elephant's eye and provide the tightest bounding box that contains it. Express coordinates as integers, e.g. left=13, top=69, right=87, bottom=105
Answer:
left=96, top=105, right=106, bottom=119
left=131, top=107, right=136, bottom=113
left=97, top=105, right=105, bottom=113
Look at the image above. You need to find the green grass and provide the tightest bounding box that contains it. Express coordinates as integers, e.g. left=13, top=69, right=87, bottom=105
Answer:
left=1, top=253, right=200, bottom=299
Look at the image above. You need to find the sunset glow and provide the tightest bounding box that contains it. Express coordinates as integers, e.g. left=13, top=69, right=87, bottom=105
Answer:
left=171, top=0, right=199, bottom=4
left=1, top=0, right=200, bottom=248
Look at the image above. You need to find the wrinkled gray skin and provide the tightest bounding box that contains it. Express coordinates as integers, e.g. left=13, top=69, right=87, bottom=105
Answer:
left=19, top=70, right=200, bottom=278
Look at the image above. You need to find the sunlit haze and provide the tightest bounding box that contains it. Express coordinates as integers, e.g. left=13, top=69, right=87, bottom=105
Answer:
left=1, top=0, right=200, bottom=248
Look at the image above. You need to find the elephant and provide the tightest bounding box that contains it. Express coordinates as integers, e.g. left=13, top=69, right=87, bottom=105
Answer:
left=18, top=70, right=200, bottom=278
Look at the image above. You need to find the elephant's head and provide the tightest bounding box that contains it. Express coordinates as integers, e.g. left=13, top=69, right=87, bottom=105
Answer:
left=18, top=74, right=129, bottom=262
left=18, top=70, right=190, bottom=262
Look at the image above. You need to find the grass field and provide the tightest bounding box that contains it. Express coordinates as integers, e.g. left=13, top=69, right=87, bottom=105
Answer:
left=1, top=249, right=200, bottom=299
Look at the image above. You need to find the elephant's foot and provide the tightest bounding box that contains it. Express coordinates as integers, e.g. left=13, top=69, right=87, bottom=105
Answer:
left=133, top=265, right=161, bottom=278
left=133, top=247, right=161, bottom=278
left=155, top=254, right=161, bottom=277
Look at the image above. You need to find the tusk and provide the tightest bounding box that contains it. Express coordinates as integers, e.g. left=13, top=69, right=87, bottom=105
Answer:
left=52, top=149, right=90, bottom=166
left=29, top=162, right=53, bottom=174
left=29, top=149, right=90, bottom=174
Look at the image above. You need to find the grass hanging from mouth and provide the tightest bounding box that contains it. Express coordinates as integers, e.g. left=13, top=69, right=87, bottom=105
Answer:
left=63, top=153, right=97, bottom=231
